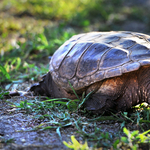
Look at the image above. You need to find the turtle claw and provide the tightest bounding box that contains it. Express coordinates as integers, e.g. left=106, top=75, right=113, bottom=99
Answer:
left=4, top=90, right=33, bottom=98
left=17, top=91, right=33, bottom=96
left=7, top=91, right=21, bottom=97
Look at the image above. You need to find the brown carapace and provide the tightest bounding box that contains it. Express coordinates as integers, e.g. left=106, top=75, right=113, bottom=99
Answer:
left=24, top=31, right=150, bottom=113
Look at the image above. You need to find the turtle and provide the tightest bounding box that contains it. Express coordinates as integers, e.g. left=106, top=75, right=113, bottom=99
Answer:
left=13, top=31, right=150, bottom=113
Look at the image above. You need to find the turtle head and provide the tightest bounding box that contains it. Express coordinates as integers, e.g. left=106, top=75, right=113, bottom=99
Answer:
left=29, top=72, right=53, bottom=96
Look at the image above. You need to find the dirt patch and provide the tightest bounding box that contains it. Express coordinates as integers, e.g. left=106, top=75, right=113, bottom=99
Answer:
left=0, top=91, right=125, bottom=150
left=0, top=97, right=71, bottom=150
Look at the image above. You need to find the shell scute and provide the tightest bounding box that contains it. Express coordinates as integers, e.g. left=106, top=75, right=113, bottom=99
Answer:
left=51, top=41, right=76, bottom=70
left=59, top=42, right=92, bottom=79
left=130, top=44, right=150, bottom=60
left=138, top=59, right=150, bottom=66
left=95, top=35, right=120, bottom=43
left=79, top=32, right=102, bottom=41
left=77, top=43, right=111, bottom=78
left=105, top=67, right=122, bottom=78
left=113, top=39, right=136, bottom=49
left=100, top=48, right=130, bottom=69
left=122, top=62, right=140, bottom=73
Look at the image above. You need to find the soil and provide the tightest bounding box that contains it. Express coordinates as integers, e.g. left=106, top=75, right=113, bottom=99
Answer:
left=0, top=91, right=122, bottom=150
left=0, top=96, right=73, bottom=150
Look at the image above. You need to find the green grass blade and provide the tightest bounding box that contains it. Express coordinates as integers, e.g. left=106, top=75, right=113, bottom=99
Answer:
left=77, top=91, right=93, bottom=111
left=56, top=127, right=62, bottom=141
left=0, top=65, right=10, bottom=80
left=68, top=81, right=80, bottom=100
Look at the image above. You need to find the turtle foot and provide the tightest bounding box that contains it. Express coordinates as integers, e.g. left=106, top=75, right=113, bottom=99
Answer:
left=4, top=90, right=33, bottom=98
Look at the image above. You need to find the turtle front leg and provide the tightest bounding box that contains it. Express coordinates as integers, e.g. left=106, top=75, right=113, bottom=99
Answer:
left=84, top=75, right=127, bottom=114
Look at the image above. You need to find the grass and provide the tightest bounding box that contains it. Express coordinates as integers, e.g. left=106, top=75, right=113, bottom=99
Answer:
left=9, top=94, right=150, bottom=149
left=64, top=128, right=150, bottom=150
left=63, top=135, right=89, bottom=150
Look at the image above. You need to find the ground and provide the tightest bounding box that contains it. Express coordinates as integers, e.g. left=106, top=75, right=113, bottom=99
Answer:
left=0, top=96, right=122, bottom=150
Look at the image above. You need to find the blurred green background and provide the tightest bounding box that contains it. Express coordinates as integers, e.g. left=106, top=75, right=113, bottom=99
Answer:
left=1, top=1, right=150, bottom=149
left=1, top=0, right=150, bottom=82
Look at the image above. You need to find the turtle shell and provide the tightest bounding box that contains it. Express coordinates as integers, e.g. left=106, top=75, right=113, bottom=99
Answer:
left=49, top=31, right=150, bottom=91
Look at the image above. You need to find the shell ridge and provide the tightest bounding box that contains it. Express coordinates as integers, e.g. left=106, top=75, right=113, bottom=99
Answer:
left=75, top=33, right=106, bottom=78
left=73, top=42, right=94, bottom=79
left=55, top=42, right=77, bottom=70
left=59, top=41, right=93, bottom=79
left=98, top=46, right=114, bottom=68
